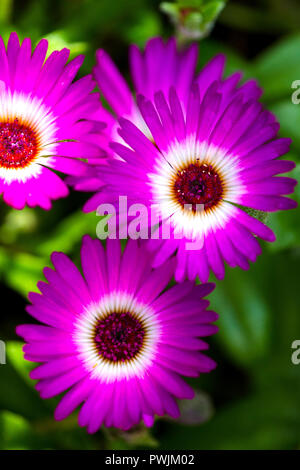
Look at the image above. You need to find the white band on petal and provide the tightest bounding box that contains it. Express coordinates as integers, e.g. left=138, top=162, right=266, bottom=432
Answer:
left=0, top=89, right=58, bottom=182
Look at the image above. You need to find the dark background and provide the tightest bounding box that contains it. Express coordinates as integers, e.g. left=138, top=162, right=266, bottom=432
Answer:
left=0, top=0, right=300, bottom=450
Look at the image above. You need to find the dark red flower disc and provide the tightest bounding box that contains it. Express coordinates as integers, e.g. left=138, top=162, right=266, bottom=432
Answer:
left=0, top=118, right=38, bottom=169
left=94, top=312, right=145, bottom=363
left=173, top=163, right=223, bottom=211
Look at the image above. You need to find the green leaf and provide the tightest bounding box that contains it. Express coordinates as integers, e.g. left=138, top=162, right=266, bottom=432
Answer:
left=41, top=30, right=87, bottom=59
left=158, top=384, right=300, bottom=450
left=210, top=265, right=271, bottom=366
left=6, top=342, right=35, bottom=388
left=0, top=208, right=38, bottom=245
left=36, top=210, right=99, bottom=257
left=0, top=359, right=49, bottom=420
left=3, top=252, right=46, bottom=297
left=267, top=163, right=300, bottom=252
left=270, top=100, right=300, bottom=150
left=0, top=411, right=32, bottom=450
left=0, top=0, right=12, bottom=25
left=202, top=1, right=226, bottom=24
left=253, top=35, right=300, bottom=102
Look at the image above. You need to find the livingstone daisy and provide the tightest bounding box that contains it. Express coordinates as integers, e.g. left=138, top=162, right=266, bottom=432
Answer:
left=94, top=36, right=198, bottom=143
left=69, top=36, right=198, bottom=192
left=83, top=64, right=297, bottom=282
left=17, top=236, right=217, bottom=432
left=0, top=32, right=105, bottom=209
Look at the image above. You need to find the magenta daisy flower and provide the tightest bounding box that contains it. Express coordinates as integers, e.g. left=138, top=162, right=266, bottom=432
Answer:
left=0, top=32, right=104, bottom=210
left=94, top=36, right=197, bottom=146
left=69, top=37, right=198, bottom=192
left=84, top=57, right=297, bottom=282
left=17, top=236, right=217, bottom=432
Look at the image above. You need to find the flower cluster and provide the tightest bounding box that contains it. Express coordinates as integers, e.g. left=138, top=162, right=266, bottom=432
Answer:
left=4, top=32, right=295, bottom=432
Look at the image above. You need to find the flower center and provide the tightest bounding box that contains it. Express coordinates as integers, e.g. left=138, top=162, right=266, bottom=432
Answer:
left=173, top=162, right=223, bottom=211
left=0, top=119, right=38, bottom=169
left=94, top=312, right=145, bottom=363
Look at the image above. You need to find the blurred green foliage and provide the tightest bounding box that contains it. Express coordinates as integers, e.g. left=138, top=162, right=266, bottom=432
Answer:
left=0, top=0, right=300, bottom=450
left=160, top=0, right=227, bottom=41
